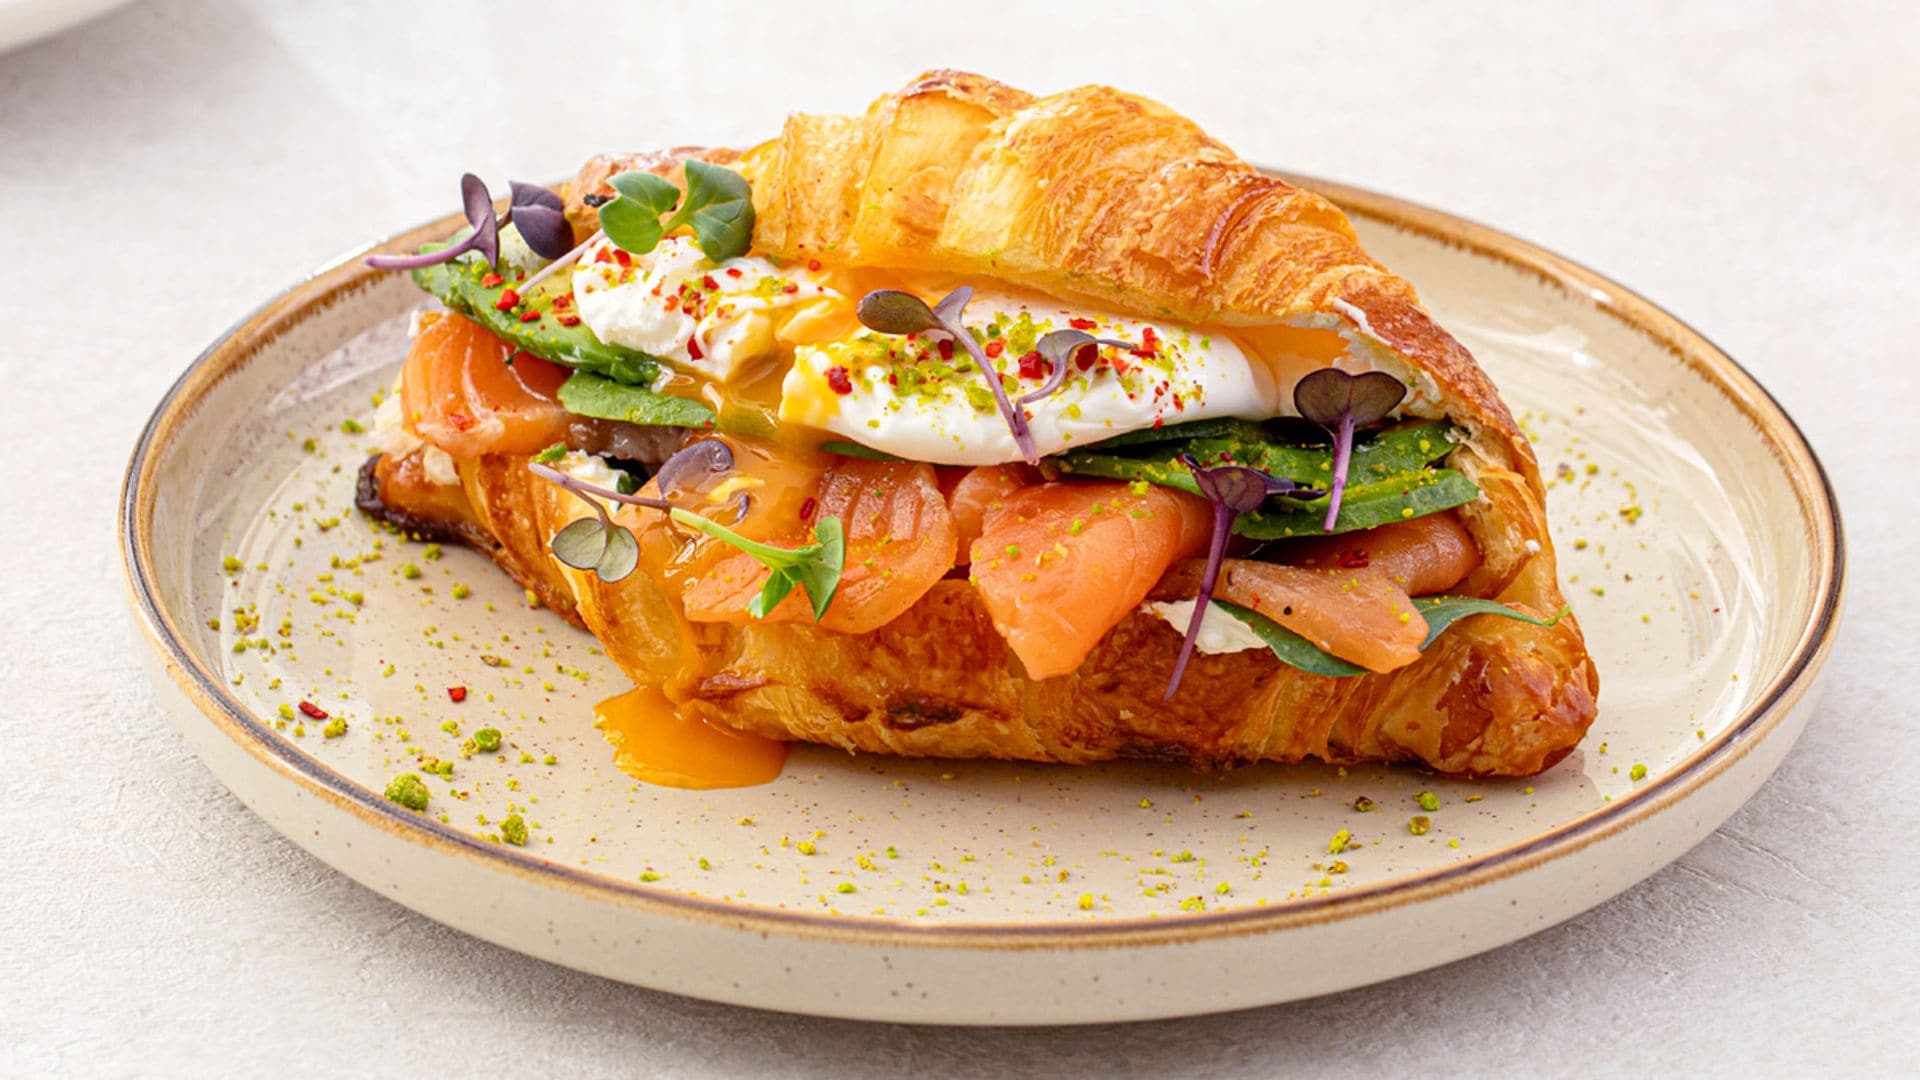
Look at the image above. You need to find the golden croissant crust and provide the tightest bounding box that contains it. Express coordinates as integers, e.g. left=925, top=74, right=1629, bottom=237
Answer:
left=374, top=71, right=1597, bottom=777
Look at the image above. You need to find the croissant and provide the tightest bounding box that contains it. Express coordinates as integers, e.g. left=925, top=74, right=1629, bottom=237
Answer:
left=363, top=71, right=1597, bottom=777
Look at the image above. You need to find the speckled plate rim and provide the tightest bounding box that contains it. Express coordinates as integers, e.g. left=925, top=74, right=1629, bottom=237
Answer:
left=120, top=172, right=1846, bottom=952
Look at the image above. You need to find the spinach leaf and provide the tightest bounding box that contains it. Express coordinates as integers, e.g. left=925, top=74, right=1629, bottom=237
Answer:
left=1412, top=597, right=1570, bottom=649
left=818, top=440, right=905, bottom=461
left=556, top=371, right=716, bottom=429
left=1212, top=602, right=1367, bottom=677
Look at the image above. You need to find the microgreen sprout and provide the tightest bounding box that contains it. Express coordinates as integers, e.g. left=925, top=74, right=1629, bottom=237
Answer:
left=366, top=173, right=499, bottom=271
left=856, top=286, right=1043, bottom=464
left=1020, top=328, right=1135, bottom=405
left=528, top=446, right=844, bottom=619
left=1292, top=368, right=1408, bottom=531
left=597, top=160, right=755, bottom=263
left=507, top=181, right=572, bottom=260
left=1165, top=456, right=1319, bottom=697
left=366, top=175, right=574, bottom=272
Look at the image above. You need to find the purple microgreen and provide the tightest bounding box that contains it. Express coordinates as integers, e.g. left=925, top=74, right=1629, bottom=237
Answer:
left=528, top=460, right=843, bottom=617
left=517, top=228, right=601, bottom=294
left=1165, top=455, right=1307, bottom=699
left=366, top=173, right=501, bottom=271
left=508, top=181, right=572, bottom=260
left=855, top=286, right=1040, bottom=465
left=932, top=285, right=972, bottom=327
left=1291, top=368, right=1408, bottom=532
left=1019, top=328, right=1134, bottom=405
left=597, top=161, right=756, bottom=263
left=855, top=290, right=945, bottom=335
left=652, top=438, right=735, bottom=494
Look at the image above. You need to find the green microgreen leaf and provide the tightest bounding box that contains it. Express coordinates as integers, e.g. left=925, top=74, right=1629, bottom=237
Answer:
left=668, top=509, right=845, bottom=620
left=598, top=163, right=755, bottom=263
left=1411, top=597, right=1570, bottom=649
left=661, top=160, right=755, bottom=262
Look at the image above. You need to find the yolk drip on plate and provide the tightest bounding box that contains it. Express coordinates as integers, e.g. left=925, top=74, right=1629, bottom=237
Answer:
left=593, top=686, right=788, bottom=789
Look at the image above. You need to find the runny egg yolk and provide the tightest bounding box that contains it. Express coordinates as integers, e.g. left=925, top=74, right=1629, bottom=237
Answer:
left=594, top=686, right=788, bottom=790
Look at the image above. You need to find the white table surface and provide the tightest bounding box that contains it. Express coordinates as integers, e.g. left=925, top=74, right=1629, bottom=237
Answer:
left=4, top=0, right=1915, bottom=1074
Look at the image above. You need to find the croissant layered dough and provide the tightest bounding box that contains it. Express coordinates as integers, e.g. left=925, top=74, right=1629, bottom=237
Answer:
left=368, top=72, right=1597, bottom=777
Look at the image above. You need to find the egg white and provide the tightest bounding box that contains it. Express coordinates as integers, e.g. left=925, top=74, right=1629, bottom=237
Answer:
left=777, top=290, right=1279, bottom=466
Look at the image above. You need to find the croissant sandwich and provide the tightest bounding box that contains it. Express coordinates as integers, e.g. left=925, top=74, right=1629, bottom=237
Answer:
left=358, top=71, right=1597, bottom=778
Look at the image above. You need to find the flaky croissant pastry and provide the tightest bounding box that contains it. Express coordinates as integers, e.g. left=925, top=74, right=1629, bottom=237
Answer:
left=361, top=71, right=1597, bottom=777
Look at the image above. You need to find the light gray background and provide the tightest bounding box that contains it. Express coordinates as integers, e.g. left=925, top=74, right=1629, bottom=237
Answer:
left=3, top=1, right=1915, bottom=1075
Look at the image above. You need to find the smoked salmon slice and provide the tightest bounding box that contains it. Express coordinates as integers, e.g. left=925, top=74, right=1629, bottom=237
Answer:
left=1158, top=558, right=1428, bottom=673
left=970, top=481, right=1212, bottom=679
left=401, top=311, right=572, bottom=458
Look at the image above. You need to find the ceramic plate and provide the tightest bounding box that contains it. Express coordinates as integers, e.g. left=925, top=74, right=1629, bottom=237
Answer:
left=121, top=175, right=1844, bottom=1025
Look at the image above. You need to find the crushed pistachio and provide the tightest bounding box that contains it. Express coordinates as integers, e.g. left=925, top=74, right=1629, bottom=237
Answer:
left=384, top=773, right=430, bottom=811
left=1408, top=815, right=1432, bottom=836
left=500, top=813, right=528, bottom=846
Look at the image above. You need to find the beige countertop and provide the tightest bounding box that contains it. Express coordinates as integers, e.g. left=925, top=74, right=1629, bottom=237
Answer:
left=3, top=0, right=1914, bottom=1074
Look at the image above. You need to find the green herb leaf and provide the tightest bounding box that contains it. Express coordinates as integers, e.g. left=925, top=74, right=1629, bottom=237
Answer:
left=556, top=371, right=717, bottom=428
left=598, top=171, right=680, bottom=254
left=819, top=440, right=905, bottom=461
left=1411, top=597, right=1570, bottom=649
left=599, top=162, right=756, bottom=263
left=1212, top=601, right=1368, bottom=677
left=662, top=160, right=756, bottom=262
left=667, top=509, right=845, bottom=620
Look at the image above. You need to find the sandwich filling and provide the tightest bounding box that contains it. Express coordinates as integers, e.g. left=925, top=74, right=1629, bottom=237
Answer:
left=364, top=164, right=1563, bottom=696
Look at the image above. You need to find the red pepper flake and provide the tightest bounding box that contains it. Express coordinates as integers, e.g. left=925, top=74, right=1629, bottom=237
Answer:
left=725, top=267, right=744, bottom=278
left=594, top=247, right=614, bottom=264
left=662, top=294, right=680, bottom=312
left=937, top=339, right=955, bottom=361
left=493, top=288, right=521, bottom=312
left=448, top=686, right=468, bottom=703
left=702, top=274, right=719, bottom=291
left=518, top=310, right=540, bottom=323
left=782, top=283, right=799, bottom=294
left=806, top=259, right=822, bottom=272
left=1017, top=351, right=1046, bottom=380
left=825, top=366, right=854, bottom=394
left=1069, top=317, right=1097, bottom=331
left=558, top=314, right=581, bottom=327
left=1075, top=344, right=1100, bottom=372
left=1336, top=549, right=1371, bottom=569
left=798, top=496, right=818, bottom=522
left=611, top=248, right=632, bottom=267
left=480, top=272, right=504, bottom=288
left=984, top=339, right=1005, bottom=358
left=1135, top=326, right=1160, bottom=356
left=297, top=701, right=328, bottom=720
left=687, top=336, right=705, bottom=361
left=551, top=293, right=572, bottom=310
